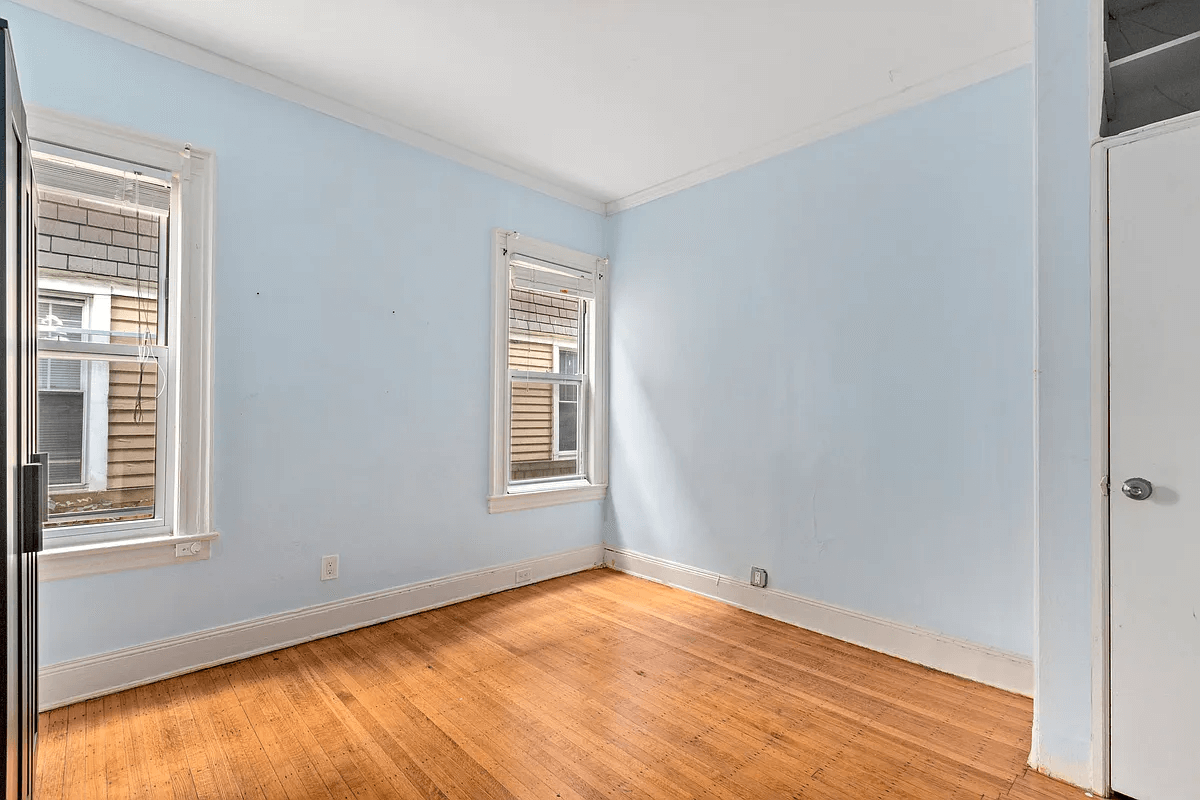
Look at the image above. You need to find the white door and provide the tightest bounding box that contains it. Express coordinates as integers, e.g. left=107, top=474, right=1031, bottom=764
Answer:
left=1110, top=121, right=1200, bottom=800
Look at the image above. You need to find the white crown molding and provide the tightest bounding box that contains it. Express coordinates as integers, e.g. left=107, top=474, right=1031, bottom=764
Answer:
left=11, top=0, right=609, bottom=215
left=604, top=546, right=1034, bottom=697
left=39, top=544, right=605, bottom=710
left=604, top=42, right=1035, bottom=216
left=16, top=0, right=1032, bottom=221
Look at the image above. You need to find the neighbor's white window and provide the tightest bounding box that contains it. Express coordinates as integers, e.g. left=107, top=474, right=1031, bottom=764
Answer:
left=489, top=231, right=608, bottom=513
left=30, top=109, right=216, bottom=579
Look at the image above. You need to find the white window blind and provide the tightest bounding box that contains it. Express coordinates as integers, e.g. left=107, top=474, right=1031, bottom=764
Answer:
left=509, top=250, right=596, bottom=300
left=32, top=150, right=171, bottom=212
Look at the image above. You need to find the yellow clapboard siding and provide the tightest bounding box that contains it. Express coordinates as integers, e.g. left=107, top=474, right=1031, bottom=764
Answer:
left=107, top=475, right=155, bottom=490
left=108, top=423, right=157, bottom=437
left=508, top=340, right=553, bottom=371
left=108, top=436, right=157, bottom=450
left=110, top=295, right=157, bottom=313
left=108, top=462, right=156, bottom=479
left=110, top=306, right=158, bottom=320
left=109, top=366, right=158, bottom=379
left=109, top=370, right=158, bottom=383
left=108, top=386, right=159, bottom=401
left=108, top=399, right=157, bottom=412
left=109, top=296, right=159, bottom=351
left=107, top=295, right=160, bottom=485
left=108, top=448, right=157, bottom=464
left=508, top=339, right=555, bottom=461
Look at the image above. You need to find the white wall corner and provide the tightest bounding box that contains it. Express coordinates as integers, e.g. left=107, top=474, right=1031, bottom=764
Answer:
left=604, top=42, right=1034, bottom=216
left=604, top=546, right=1034, bottom=697
left=39, top=544, right=604, bottom=710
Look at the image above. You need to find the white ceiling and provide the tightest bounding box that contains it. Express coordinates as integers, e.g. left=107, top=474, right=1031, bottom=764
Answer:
left=56, top=0, right=1032, bottom=209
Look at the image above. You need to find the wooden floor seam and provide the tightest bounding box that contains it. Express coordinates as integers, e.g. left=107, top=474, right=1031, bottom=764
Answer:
left=36, top=569, right=1085, bottom=799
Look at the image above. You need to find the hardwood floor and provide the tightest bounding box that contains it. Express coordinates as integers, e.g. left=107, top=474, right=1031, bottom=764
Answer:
left=37, top=569, right=1083, bottom=799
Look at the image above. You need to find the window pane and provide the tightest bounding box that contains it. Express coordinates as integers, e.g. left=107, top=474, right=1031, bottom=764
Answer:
left=508, top=287, right=580, bottom=373
left=39, top=354, right=160, bottom=531
left=38, top=298, right=84, bottom=341
left=558, top=399, right=578, bottom=452
left=559, top=348, right=579, bottom=375
left=37, top=185, right=165, bottom=348
left=39, top=357, right=82, bottom=391
left=39, top=392, right=83, bottom=485
left=511, top=380, right=580, bottom=483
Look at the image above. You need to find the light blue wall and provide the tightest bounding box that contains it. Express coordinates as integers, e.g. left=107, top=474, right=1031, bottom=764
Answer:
left=0, top=3, right=606, bottom=665
left=1032, top=0, right=1098, bottom=786
left=605, top=68, right=1036, bottom=658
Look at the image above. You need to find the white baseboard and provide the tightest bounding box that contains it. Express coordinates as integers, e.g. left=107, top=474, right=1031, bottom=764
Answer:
left=604, top=546, right=1033, bottom=697
left=39, top=544, right=605, bottom=711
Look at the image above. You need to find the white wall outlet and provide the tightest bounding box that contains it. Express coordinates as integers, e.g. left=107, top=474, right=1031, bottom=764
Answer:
left=321, top=555, right=339, bottom=581
left=515, top=567, right=532, bottom=585
left=175, top=541, right=202, bottom=557
left=750, top=566, right=768, bottom=588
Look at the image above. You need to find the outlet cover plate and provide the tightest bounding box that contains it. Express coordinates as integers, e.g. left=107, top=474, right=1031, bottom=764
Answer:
left=750, top=566, right=768, bottom=588
left=321, top=555, right=339, bottom=581
left=515, top=567, right=532, bottom=585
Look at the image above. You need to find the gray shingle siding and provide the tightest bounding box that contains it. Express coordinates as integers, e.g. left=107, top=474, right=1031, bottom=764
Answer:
left=37, top=189, right=161, bottom=284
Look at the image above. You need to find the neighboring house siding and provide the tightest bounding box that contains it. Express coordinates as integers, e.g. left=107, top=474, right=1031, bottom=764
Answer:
left=107, top=294, right=158, bottom=497
left=509, top=339, right=553, bottom=463
left=511, top=380, right=553, bottom=462
left=508, top=288, right=580, bottom=481
left=37, top=189, right=161, bottom=282
left=36, top=189, right=161, bottom=519
left=508, top=288, right=580, bottom=337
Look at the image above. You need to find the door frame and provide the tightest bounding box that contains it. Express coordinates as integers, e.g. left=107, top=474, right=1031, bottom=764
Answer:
left=1087, top=100, right=1200, bottom=798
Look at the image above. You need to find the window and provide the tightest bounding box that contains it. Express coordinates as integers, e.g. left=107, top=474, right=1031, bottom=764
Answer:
left=30, top=108, right=216, bottom=579
left=553, top=345, right=579, bottom=459
left=37, top=295, right=87, bottom=487
left=35, top=146, right=171, bottom=539
left=489, top=231, right=608, bottom=512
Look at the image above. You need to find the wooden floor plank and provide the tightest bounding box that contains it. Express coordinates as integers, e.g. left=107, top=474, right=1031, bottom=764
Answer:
left=35, top=706, right=68, bottom=800
left=36, top=570, right=1086, bottom=800
left=83, top=698, right=108, bottom=800
left=100, top=694, right=130, bottom=800
left=114, top=691, right=151, bottom=800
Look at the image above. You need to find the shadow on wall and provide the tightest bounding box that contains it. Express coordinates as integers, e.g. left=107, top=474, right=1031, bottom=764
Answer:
left=605, top=338, right=712, bottom=559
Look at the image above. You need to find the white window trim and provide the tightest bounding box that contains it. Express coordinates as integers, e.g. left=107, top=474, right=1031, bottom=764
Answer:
left=29, top=106, right=218, bottom=579
left=488, top=230, right=608, bottom=513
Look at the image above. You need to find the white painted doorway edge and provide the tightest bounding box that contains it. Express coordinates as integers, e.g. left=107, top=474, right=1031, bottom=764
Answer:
left=1075, top=4, right=1200, bottom=783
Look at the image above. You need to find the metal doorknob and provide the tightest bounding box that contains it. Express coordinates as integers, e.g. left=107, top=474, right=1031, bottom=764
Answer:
left=1121, top=477, right=1153, bottom=501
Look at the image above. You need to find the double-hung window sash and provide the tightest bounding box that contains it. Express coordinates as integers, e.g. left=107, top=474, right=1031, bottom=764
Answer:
left=33, top=146, right=174, bottom=539
left=506, top=244, right=595, bottom=488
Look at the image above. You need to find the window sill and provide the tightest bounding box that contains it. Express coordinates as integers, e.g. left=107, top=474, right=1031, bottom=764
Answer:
left=38, top=531, right=219, bottom=582
left=488, top=483, right=607, bottom=514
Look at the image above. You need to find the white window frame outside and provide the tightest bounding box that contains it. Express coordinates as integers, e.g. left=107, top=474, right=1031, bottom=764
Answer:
left=488, top=230, right=608, bottom=513
left=37, top=291, right=90, bottom=491
left=551, top=342, right=579, bottom=461
left=29, top=107, right=218, bottom=580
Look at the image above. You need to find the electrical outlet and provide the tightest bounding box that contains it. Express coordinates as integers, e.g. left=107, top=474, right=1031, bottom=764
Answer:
left=175, top=541, right=202, bottom=557
left=515, top=567, right=532, bottom=585
left=321, top=555, right=339, bottom=581
left=750, top=566, right=768, bottom=588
